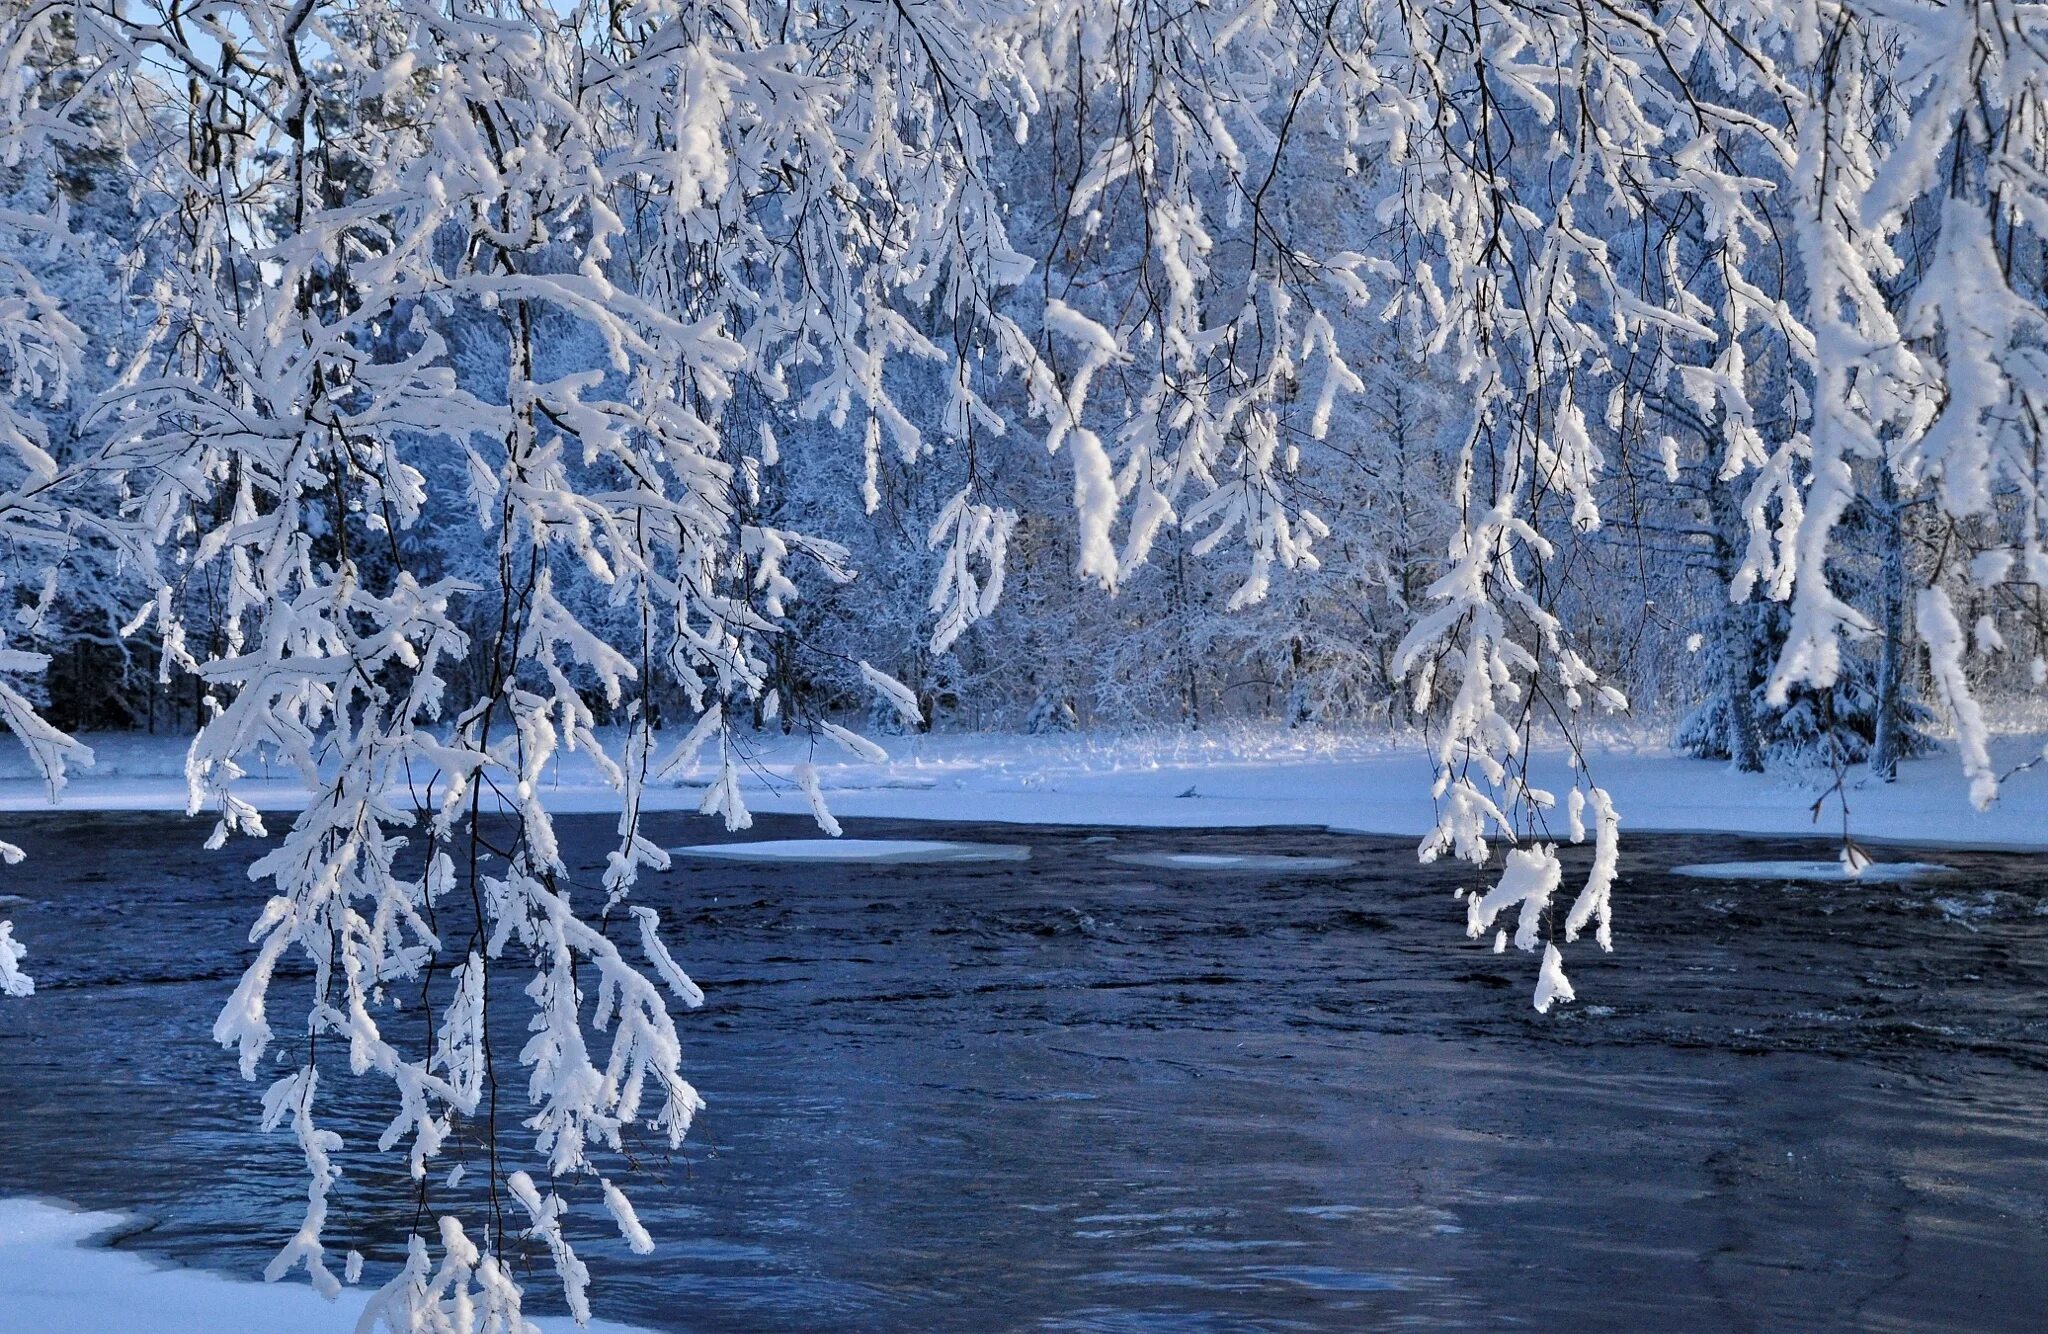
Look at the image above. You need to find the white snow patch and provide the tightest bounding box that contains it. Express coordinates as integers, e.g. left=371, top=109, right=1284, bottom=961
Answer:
left=669, top=838, right=1029, bottom=864
left=1670, top=860, right=1952, bottom=883
left=674, top=773, right=937, bottom=792
left=1, top=727, right=2045, bottom=853
left=0, top=1197, right=644, bottom=1333
left=1104, top=852, right=1354, bottom=871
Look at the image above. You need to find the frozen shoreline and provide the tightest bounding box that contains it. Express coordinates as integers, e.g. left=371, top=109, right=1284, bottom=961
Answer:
left=0, top=727, right=2041, bottom=851
left=0, top=1197, right=642, bottom=1334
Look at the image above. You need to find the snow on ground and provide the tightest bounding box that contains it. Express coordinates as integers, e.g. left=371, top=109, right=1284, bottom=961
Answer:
left=1669, top=860, right=1954, bottom=882
left=670, top=838, right=1029, bottom=863
left=2, top=725, right=2045, bottom=850
left=0, top=1198, right=644, bottom=1334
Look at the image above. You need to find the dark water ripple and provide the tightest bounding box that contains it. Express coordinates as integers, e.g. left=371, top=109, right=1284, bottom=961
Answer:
left=0, top=811, right=2043, bottom=1330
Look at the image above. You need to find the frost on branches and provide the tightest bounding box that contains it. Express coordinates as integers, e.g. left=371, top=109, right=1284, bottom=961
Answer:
left=3, top=0, right=2048, bottom=1327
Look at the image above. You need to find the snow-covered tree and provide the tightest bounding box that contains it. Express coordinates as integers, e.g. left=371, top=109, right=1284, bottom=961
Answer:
left=3, top=0, right=2048, bottom=1326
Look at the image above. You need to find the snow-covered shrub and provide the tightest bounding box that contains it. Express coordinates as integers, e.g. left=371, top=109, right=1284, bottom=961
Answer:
left=1677, top=616, right=1938, bottom=770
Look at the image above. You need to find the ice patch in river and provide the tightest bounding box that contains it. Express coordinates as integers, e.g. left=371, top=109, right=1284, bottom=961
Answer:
left=1105, top=852, right=1355, bottom=872
left=0, top=1197, right=640, bottom=1333
left=670, top=838, right=1030, bottom=864
left=1670, top=860, right=1951, bottom=882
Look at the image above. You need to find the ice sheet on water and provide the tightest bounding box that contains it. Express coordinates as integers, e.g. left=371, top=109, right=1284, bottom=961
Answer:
left=0, top=1197, right=643, bottom=1333
left=669, top=838, right=1030, bottom=864
left=1670, top=860, right=1951, bottom=883
left=1105, top=852, right=1355, bottom=871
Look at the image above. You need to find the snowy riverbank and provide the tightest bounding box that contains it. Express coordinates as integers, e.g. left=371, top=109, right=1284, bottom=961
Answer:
left=0, top=1198, right=642, bottom=1334
left=0, top=725, right=2043, bottom=850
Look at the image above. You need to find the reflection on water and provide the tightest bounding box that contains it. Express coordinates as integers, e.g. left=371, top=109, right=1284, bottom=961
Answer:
left=0, top=811, right=2043, bottom=1330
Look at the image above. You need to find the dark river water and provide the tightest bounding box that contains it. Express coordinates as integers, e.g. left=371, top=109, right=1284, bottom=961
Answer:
left=0, top=810, right=2043, bottom=1331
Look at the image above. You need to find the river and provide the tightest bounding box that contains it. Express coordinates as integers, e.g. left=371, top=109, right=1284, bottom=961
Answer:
left=0, top=811, right=2041, bottom=1330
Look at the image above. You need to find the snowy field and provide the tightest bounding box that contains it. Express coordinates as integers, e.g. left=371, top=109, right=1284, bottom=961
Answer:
left=3, top=724, right=2044, bottom=850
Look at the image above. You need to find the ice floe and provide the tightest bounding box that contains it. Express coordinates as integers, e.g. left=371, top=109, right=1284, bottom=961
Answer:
left=1669, top=860, right=1951, bottom=883
left=669, top=838, right=1030, bottom=864
left=1105, top=852, right=1354, bottom=872
left=0, top=1197, right=642, bottom=1333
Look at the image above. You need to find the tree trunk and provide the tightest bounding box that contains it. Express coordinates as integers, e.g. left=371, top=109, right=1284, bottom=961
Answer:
left=1707, top=478, right=1765, bottom=773
left=1870, top=469, right=1907, bottom=782
left=1720, top=601, right=1765, bottom=773
left=1174, top=532, right=1200, bottom=730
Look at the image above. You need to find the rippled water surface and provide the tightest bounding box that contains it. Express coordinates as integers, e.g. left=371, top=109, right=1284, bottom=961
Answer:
left=0, top=811, right=2043, bottom=1330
